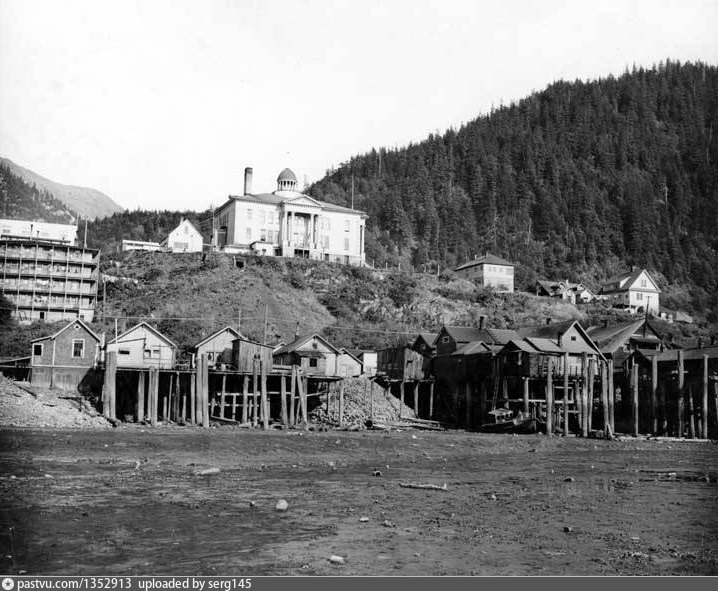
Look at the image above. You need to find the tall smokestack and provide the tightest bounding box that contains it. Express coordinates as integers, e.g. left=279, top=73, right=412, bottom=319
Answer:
left=244, top=167, right=253, bottom=195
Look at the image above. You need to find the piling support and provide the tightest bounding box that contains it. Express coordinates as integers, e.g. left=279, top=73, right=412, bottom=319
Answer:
left=414, top=381, right=419, bottom=419
left=688, top=384, right=696, bottom=439
left=631, top=362, right=639, bottom=437
left=546, top=363, right=554, bottom=436
left=678, top=350, right=685, bottom=437
left=702, top=355, right=709, bottom=439
left=242, top=375, right=249, bottom=424
left=103, top=351, right=117, bottom=420
left=260, top=361, right=269, bottom=429
left=136, top=370, right=145, bottom=423
left=252, top=358, right=259, bottom=428
left=290, top=367, right=297, bottom=426
left=149, top=367, right=159, bottom=427
left=608, top=359, right=615, bottom=433
left=200, top=353, right=209, bottom=428
left=523, top=377, right=530, bottom=416
left=428, top=381, right=434, bottom=419
left=564, top=353, right=570, bottom=436
left=190, top=372, right=196, bottom=425
left=281, top=374, right=288, bottom=427
left=651, top=355, right=658, bottom=435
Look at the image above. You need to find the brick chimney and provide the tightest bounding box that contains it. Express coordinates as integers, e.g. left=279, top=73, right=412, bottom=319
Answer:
left=244, top=167, right=253, bottom=195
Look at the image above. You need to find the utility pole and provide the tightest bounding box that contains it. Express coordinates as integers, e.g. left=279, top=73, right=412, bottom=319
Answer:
left=351, top=175, right=355, bottom=210
left=237, top=309, right=242, bottom=334
left=263, top=304, right=268, bottom=344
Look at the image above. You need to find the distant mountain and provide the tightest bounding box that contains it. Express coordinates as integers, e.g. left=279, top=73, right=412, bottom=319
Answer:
left=0, top=162, right=76, bottom=223
left=0, top=157, right=123, bottom=220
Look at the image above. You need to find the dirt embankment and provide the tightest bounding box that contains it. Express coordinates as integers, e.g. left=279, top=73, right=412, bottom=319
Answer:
left=0, top=376, right=110, bottom=429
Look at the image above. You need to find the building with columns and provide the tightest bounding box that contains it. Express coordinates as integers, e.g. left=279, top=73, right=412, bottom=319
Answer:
left=211, top=167, right=367, bottom=266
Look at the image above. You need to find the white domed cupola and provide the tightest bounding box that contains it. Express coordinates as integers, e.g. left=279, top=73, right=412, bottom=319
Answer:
left=277, top=168, right=298, bottom=192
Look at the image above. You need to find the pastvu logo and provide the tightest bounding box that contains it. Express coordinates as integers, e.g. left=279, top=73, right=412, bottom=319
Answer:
left=2, top=578, right=14, bottom=590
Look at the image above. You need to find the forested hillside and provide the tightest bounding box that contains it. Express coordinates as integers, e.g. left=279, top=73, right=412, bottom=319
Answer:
left=85, top=210, right=210, bottom=252
left=308, top=61, right=718, bottom=317
left=0, top=163, right=75, bottom=223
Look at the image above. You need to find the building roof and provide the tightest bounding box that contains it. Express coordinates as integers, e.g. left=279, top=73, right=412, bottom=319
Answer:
left=454, top=253, right=514, bottom=272
left=193, top=326, right=244, bottom=350
left=108, top=321, right=177, bottom=348
left=586, top=319, right=661, bottom=354
left=277, top=168, right=297, bottom=182
left=273, top=333, right=340, bottom=357
left=31, top=319, right=100, bottom=343
left=222, top=192, right=367, bottom=217
left=524, top=337, right=564, bottom=354
left=520, top=320, right=604, bottom=358
left=453, top=340, right=492, bottom=356
left=601, top=268, right=661, bottom=294
left=441, top=326, right=484, bottom=344
left=339, top=347, right=363, bottom=365
left=414, top=333, right=438, bottom=348
left=653, top=345, right=718, bottom=363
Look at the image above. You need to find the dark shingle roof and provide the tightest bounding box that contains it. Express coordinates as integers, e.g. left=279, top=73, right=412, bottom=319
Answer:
left=454, top=253, right=514, bottom=272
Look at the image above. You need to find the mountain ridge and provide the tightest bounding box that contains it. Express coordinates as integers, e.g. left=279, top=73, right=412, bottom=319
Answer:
left=0, top=156, right=123, bottom=220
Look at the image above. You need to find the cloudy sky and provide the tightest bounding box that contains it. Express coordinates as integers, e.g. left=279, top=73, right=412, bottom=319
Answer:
left=1, top=0, right=716, bottom=211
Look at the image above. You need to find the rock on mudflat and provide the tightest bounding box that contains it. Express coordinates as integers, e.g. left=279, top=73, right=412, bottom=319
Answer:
left=275, top=499, right=289, bottom=512
left=329, top=555, right=345, bottom=565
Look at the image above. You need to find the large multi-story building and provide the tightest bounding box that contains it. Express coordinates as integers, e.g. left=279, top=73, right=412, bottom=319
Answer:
left=211, top=167, right=367, bottom=266
left=0, top=220, right=100, bottom=323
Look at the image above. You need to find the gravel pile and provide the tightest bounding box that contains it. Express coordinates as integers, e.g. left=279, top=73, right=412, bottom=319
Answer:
left=0, top=374, right=111, bottom=429
left=309, top=377, right=416, bottom=429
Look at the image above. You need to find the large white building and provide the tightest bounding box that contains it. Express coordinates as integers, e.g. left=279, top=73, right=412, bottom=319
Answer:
left=211, top=167, right=367, bottom=266
left=1, top=218, right=77, bottom=244
left=454, top=253, right=515, bottom=293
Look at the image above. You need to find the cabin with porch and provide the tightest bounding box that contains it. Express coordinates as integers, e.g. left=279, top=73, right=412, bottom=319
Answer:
left=30, top=319, right=101, bottom=390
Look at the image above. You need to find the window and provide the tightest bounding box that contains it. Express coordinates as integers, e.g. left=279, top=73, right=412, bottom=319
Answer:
left=247, top=209, right=253, bottom=219
left=344, top=238, right=350, bottom=251
left=570, top=336, right=577, bottom=342
left=72, top=339, right=85, bottom=358
left=246, top=228, right=252, bottom=240
left=636, top=293, right=643, bottom=301
left=260, top=211, right=265, bottom=224
left=309, top=358, right=318, bottom=368
left=344, top=220, right=350, bottom=232
left=119, top=349, right=131, bottom=355
left=33, top=344, right=43, bottom=357
left=143, top=348, right=151, bottom=359
left=640, top=279, right=647, bottom=288
left=260, top=229, right=267, bottom=241
left=441, top=336, right=450, bottom=344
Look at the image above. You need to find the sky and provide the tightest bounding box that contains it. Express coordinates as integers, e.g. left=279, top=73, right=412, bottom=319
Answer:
left=1, top=0, right=717, bottom=212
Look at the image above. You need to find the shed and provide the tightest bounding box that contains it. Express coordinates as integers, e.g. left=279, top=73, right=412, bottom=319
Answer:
left=337, top=347, right=363, bottom=377
left=194, top=326, right=241, bottom=368
left=231, top=336, right=274, bottom=373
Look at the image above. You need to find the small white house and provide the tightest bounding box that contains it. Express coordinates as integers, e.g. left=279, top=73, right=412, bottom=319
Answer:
left=193, top=326, right=241, bottom=368
left=162, top=218, right=204, bottom=253
left=600, top=268, right=661, bottom=314
left=106, top=322, right=177, bottom=369
left=337, top=348, right=363, bottom=377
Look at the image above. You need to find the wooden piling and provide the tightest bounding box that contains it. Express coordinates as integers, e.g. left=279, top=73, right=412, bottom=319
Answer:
left=149, top=367, right=159, bottom=427
left=601, top=361, right=609, bottom=434
left=252, top=358, right=258, bottom=428
left=168, top=372, right=174, bottom=422
left=564, top=353, right=570, bottom=436
left=181, top=392, right=186, bottom=422
left=523, top=378, right=530, bottom=416
left=339, top=379, right=345, bottom=428
left=280, top=375, right=288, bottom=427
left=608, top=359, right=615, bottom=433
left=651, top=355, right=658, bottom=435
left=414, top=382, right=419, bottom=418
left=261, top=361, right=269, bottom=429
left=659, top=380, right=667, bottom=435
left=297, top=372, right=308, bottom=430
left=428, top=381, right=434, bottom=419
left=103, top=351, right=117, bottom=420
left=587, top=359, right=595, bottom=432
left=242, top=375, right=249, bottom=424
left=200, top=353, right=209, bottom=428
left=136, top=370, right=145, bottom=423
left=163, top=395, right=169, bottom=424
left=678, top=350, right=685, bottom=438
left=370, top=380, right=376, bottom=422
left=400, top=380, right=405, bottom=419
left=581, top=353, right=588, bottom=437
left=631, top=362, right=639, bottom=437
left=220, top=374, right=227, bottom=420
left=290, top=367, right=297, bottom=426
left=702, top=355, right=709, bottom=439
left=688, top=384, right=696, bottom=439
left=546, top=363, right=553, bottom=436
left=190, top=372, right=196, bottom=425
